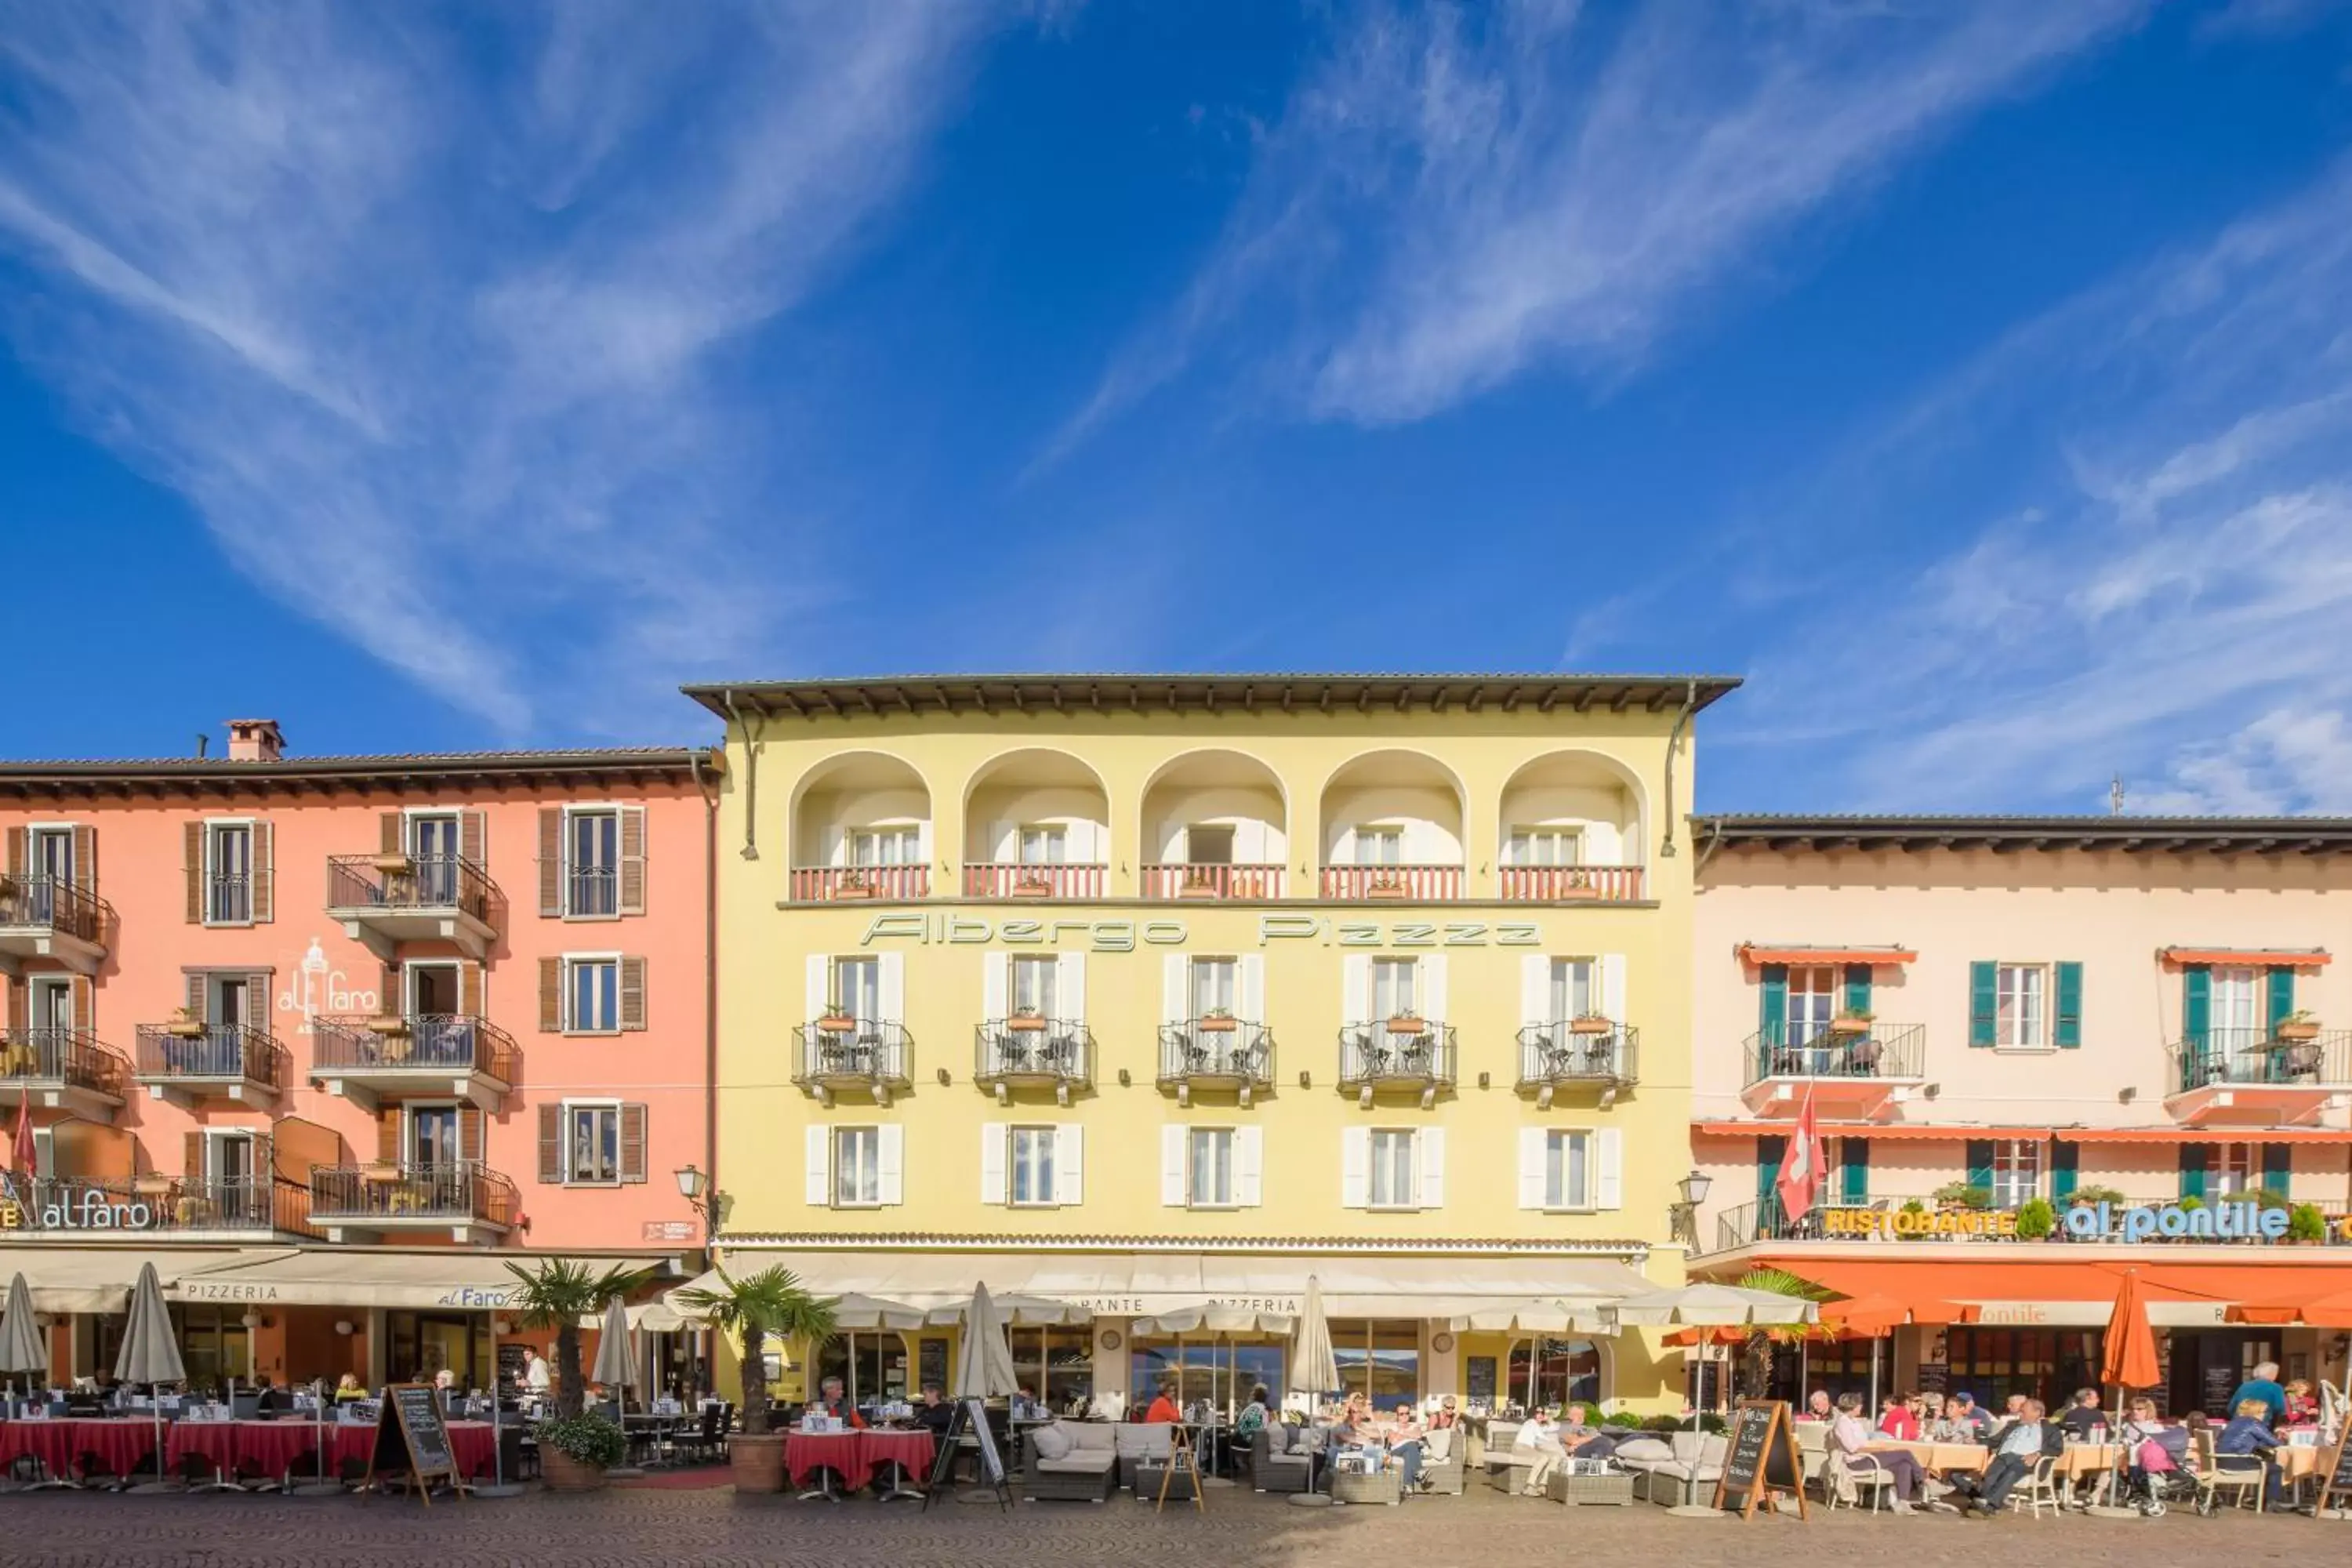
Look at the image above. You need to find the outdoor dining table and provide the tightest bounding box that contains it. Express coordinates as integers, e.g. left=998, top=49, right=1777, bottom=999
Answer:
left=1865, top=1439, right=1987, bottom=1474
left=783, top=1428, right=937, bottom=1500
left=326, top=1418, right=499, bottom=1480
left=2049, top=1443, right=2125, bottom=1478
left=0, top=1418, right=158, bottom=1483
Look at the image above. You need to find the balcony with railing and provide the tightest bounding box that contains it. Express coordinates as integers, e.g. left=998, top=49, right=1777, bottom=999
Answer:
left=1498, top=864, right=1646, bottom=902
left=0, top=1026, right=127, bottom=1121
left=6, top=1174, right=317, bottom=1237
left=2166, top=1025, right=2352, bottom=1125
left=1337, top=1020, right=1457, bottom=1108
left=308, top=1160, right=517, bottom=1243
left=1515, top=1020, right=1639, bottom=1106
left=132, top=1023, right=289, bottom=1109
left=1317, top=863, right=1464, bottom=902
left=1739, top=1022, right=1926, bottom=1116
left=789, top=864, right=931, bottom=903
left=1140, top=751, right=1290, bottom=903
left=1706, top=1194, right=2352, bottom=1255
left=792, top=1018, right=913, bottom=1106
left=789, top=750, right=935, bottom=904
left=309, top=1014, right=516, bottom=1113
left=963, top=862, right=1108, bottom=900
left=1156, top=1018, right=1275, bottom=1106
left=325, top=852, right=499, bottom=960
left=0, top=876, right=112, bottom=975
left=1142, top=863, right=1285, bottom=901
left=974, top=1018, right=1094, bottom=1106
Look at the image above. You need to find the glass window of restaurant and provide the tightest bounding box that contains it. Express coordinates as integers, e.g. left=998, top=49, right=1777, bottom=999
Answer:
left=1010, top=1327, right=1094, bottom=1411
left=1327, top=1319, right=1420, bottom=1403
left=1942, top=1327, right=2102, bottom=1410
left=387, top=1311, right=490, bottom=1390
left=1504, top=1336, right=1600, bottom=1411
left=170, top=1305, right=252, bottom=1392
left=1130, top=1338, right=1284, bottom=1417
left=817, top=1333, right=910, bottom=1406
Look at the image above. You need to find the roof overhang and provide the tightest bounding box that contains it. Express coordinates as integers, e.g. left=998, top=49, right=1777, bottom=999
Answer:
left=0, top=748, right=721, bottom=801
left=2159, top=946, right=2332, bottom=969
left=1694, top=815, right=2352, bottom=857
left=1694, top=1120, right=2352, bottom=1145
left=1736, top=944, right=1918, bottom=967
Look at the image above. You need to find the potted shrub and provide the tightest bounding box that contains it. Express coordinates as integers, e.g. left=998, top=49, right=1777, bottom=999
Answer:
left=2288, top=1203, right=2328, bottom=1244
left=165, top=1007, right=207, bottom=1040
left=2066, top=1184, right=2127, bottom=1208
left=2015, top=1197, right=2056, bottom=1240
left=829, top=869, right=875, bottom=901
left=1553, top=870, right=1601, bottom=901
left=1178, top=870, right=1221, bottom=900
left=815, top=1000, right=856, bottom=1033
left=1932, top=1180, right=1991, bottom=1211
left=1007, top=1007, right=1047, bottom=1033
left=1831, top=1008, right=1874, bottom=1035
left=1896, top=1198, right=1932, bottom=1240
left=676, top=1265, right=840, bottom=1494
left=2247, top=1186, right=2291, bottom=1211
left=1196, top=1007, right=1237, bottom=1034
left=1385, top=1013, right=1427, bottom=1034
left=2274, top=1010, right=2321, bottom=1043
left=503, top=1257, right=652, bottom=1494
left=1013, top=870, right=1056, bottom=898
left=1569, top=1014, right=1614, bottom=1036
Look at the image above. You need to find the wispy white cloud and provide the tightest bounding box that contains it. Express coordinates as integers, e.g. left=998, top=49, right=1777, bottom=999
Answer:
left=1046, top=0, right=2143, bottom=461
left=0, top=1, right=1018, bottom=735
left=1729, top=159, right=2352, bottom=814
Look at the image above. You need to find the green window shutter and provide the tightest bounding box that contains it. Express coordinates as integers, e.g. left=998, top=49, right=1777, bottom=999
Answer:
left=2262, top=1143, right=2291, bottom=1199
left=1842, top=963, right=1872, bottom=1016
left=1758, top=1135, right=1786, bottom=1232
left=2178, top=1145, right=2208, bottom=1202
left=1968, top=961, right=1998, bottom=1047
left=2182, top=965, right=2211, bottom=1046
left=1841, top=1139, right=1869, bottom=1205
left=1760, top=965, right=1788, bottom=1047
left=1965, top=1140, right=1993, bottom=1195
left=2051, top=1140, right=2078, bottom=1202
left=2054, top=961, right=2083, bottom=1048
left=2266, top=967, right=2296, bottom=1031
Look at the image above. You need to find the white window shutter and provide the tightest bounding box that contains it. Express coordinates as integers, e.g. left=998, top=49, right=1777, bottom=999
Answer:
left=1422, top=954, right=1449, bottom=1027
left=877, top=1124, right=905, bottom=1206
left=878, top=953, right=906, bottom=1022
left=1237, top=956, right=1265, bottom=1027
left=915, top=818, right=931, bottom=866
left=1519, top=1127, right=1547, bottom=1210
left=1236, top=1127, right=1264, bottom=1207
left=1058, top=951, right=1087, bottom=1027
left=1595, top=1127, right=1623, bottom=1210
left=806, top=953, right=829, bottom=1018
left=980, top=1122, right=1007, bottom=1205
left=982, top=953, right=1008, bottom=1023
left=1342, top=953, right=1371, bottom=1024
left=1160, top=1126, right=1188, bottom=1207
left=1521, top=955, right=1548, bottom=1027
left=1163, top=953, right=1188, bottom=1025
left=824, top=822, right=845, bottom=868
left=1602, top=954, right=1627, bottom=1021
left=805, top=1127, right=830, bottom=1206
left=1058, top=1124, right=1084, bottom=1205
left=1341, top=1127, right=1370, bottom=1209
left=1417, top=1127, right=1446, bottom=1210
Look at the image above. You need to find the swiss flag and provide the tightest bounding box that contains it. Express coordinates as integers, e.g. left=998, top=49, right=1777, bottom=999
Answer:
left=1776, top=1086, right=1826, bottom=1221
left=9, top=1085, right=30, bottom=1181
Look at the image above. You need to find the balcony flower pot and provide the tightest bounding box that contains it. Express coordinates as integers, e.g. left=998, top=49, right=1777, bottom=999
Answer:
left=1178, top=877, right=1222, bottom=900
left=1831, top=1013, right=1874, bottom=1035
left=1568, top=1016, right=1613, bottom=1036
left=368, top=852, right=413, bottom=876
left=2276, top=1018, right=2321, bottom=1043
left=730, top=1432, right=786, bottom=1494
left=1013, top=876, right=1056, bottom=898
left=1385, top=1015, right=1427, bottom=1035
left=815, top=1014, right=857, bottom=1034
left=1007, top=1012, right=1048, bottom=1033
left=1364, top=880, right=1411, bottom=900
left=829, top=881, right=875, bottom=902
left=366, top=1016, right=412, bottom=1038
left=1553, top=880, right=1601, bottom=901
left=165, top=1018, right=208, bottom=1040
left=1196, top=1014, right=1238, bottom=1034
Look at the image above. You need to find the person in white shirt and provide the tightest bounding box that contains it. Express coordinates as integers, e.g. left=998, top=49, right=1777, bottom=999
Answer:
left=1830, top=1391, right=1920, bottom=1511
left=1515, top=1409, right=1566, bottom=1496
left=524, top=1350, right=551, bottom=1395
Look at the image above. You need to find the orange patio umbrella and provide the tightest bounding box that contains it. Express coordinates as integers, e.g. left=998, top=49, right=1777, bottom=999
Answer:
left=1661, top=1325, right=1749, bottom=1348
left=2100, top=1269, right=2160, bottom=1392
left=1819, top=1292, right=1965, bottom=1339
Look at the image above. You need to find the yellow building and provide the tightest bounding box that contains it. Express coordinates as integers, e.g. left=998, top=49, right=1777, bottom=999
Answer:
left=685, top=673, right=1734, bottom=1417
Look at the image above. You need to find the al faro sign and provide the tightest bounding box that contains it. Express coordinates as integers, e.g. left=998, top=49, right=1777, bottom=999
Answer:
left=1820, top=1198, right=2293, bottom=1243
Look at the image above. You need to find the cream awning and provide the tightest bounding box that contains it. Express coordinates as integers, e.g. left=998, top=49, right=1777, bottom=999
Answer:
left=1, top=1247, right=263, bottom=1314
left=160, top=1248, right=688, bottom=1312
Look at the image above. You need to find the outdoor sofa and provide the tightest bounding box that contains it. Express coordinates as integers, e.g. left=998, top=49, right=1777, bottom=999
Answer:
left=1022, top=1420, right=1118, bottom=1502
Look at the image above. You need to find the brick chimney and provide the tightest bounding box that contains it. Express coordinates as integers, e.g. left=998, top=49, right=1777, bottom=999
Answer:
left=223, top=718, right=286, bottom=763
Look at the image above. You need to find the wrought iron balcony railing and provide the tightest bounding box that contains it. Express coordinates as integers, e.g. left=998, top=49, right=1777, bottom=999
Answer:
left=0, top=1027, right=127, bottom=1095
left=1742, top=1023, right=1926, bottom=1086
left=1156, top=1018, right=1276, bottom=1087
left=133, top=1024, right=289, bottom=1089
left=6, top=1175, right=314, bottom=1236
left=325, top=852, right=496, bottom=922
left=0, top=875, right=110, bottom=943
left=310, top=1014, right=518, bottom=1082
left=792, top=1019, right=914, bottom=1086
left=2170, top=1027, right=2352, bottom=1094
left=972, top=1018, right=1094, bottom=1088
left=1515, top=1021, right=1640, bottom=1086
left=309, top=1161, right=517, bottom=1226
left=1337, top=1022, right=1457, bottom=1087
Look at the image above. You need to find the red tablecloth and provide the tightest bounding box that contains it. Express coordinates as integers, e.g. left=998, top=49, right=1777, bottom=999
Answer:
left=328, top=1419, right=498, bottom=1479
left=783, top=1429, right=938, bottom=1490
left=165, top=1422, right=243, bottom=1474
left=858, top=1429, right=940, bottom=1486
left=234, top=1421, right=330, bottom=1479
left=0, top=1419, right=158, bottom=1480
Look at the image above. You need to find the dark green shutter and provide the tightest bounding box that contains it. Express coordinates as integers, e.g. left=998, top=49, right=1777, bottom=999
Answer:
left=2052, top=1139, right=2078, bottom=1202
left=2182, top=965, right=2211, bottom=1046
left=1969, top=961, right=1997, bottom=1047
left=2262, top=1144, right=2290, bottom=1200
left=1842, top=964, right=1872, bottom=1016
left=2054, top=961, right=2083, bottom=1048
left=1965, top=1140, right=1993, bottom=1196
left=2266, top=967, right=2296, bottom=1031
left=1841, top=1138, right=1868, bottom=1205
left=2179, top=1145, right=2209, bottom=1201
left=1758, top=1135, right=1786, bottom=1235
left=1760, top=964, right=1788, bottom=1047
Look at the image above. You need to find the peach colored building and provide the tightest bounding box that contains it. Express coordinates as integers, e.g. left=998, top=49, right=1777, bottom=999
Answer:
left=1687, top=814, right=2352, bottom=1417
left=0, top=720, right=720, bottom=1393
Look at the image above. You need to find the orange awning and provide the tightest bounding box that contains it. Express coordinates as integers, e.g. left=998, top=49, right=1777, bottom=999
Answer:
left=1737, top=944, right=1918, bottom=967
left=2057, top=1127, right=2352, bottom=1145
left=2227, top=1289, right=2352, bottom=1330
left=1820, top=1291, right=1965, bottom=1337
left=1693, top=1121, right=2051, bottom=1142
left=2159, top=946, right=2331, bottom=969
left=1770, top=1258, right=2352, bottom=1316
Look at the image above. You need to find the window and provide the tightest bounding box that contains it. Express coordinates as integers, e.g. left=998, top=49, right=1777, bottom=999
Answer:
left=1014, top=1327, right=1095, bottom=1410
left=1017, top=826, right=1066, bottom=865
left=205, top=822, right=252, bottom=924
left=28, top=975, right=73, bottom=1034
left=26, top=827, right=71, bottom=923
left=1368, top=1129, right=1416, bottom=1209
left=1991, top=1139, right=2042, bottom=1208
left=850, top=826, right=919, bottom=866
left=1548, top=958, right=1596, bottom=1024
left=1786, top=964, right=1837, bottom=1044
left=2211, top=1142, right=2259, bottom=1198
left=1008, top=1126, right=1057, bottom=1206
left=1189, top=957, right=1236, bottom=1018
left=1506, top=1338, right=1601, bottom=1410
left=406, top=1105, right=461, bottom=1167
left=1543, top=1130, right=1592, bottom=1210
left=568, top=957, right=619, bottom=1033
left=410, top=813, right=462, bottom=904
left=2211, top=966, right=2259, bottom=1044
left=1354, top=826, right=1403, bottom=866
left=568, top=809, right=619, bottom=916
left=834, top=1127, right=882, bottom=1207
left=1505, top=827, right=1582, bottom=866
left=564, top=1104, right=620, bottom=1185
left=1189, top=1127, right=1235, bottom=1207
left=205, top=1130, right=256, bottom=1187
left=1996, top=964, right=2047, bottom=1049
left=1327, top=1319, right=1421, bottom=1403
left=1011, top=956, right=1058, bottom=1018
left=1370, top=956, right=1417, bottom=1019
left=833, top=956, right=880, bottom=1022
left=1185, top=824, right=1234, bottom=865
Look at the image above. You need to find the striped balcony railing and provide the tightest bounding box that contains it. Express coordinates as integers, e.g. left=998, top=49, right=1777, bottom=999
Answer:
left=962, top=862, right=1107, bottom=900
left=1498, top=864, right=1646, bottom=902
left=1317, top=864, right=1463, bottom=902
left=1141, top=863, right=1285, bottom=901
left=790, top=865, right=931, bottom=902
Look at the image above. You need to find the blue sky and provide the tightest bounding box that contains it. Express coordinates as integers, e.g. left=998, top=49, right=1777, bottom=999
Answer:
left=3, top=1, right=2351, bottom=812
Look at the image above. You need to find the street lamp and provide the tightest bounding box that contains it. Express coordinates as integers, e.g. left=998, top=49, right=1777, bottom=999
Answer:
left=673, top=1164, right=725, bottom=1239
left=1670, top=1169, right=1713, bottom=1247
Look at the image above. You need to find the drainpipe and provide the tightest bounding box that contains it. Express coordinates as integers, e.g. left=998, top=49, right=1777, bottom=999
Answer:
left=1658, top=679, right=1699, bottom=859
left=691, top=747, right=721, bottom=1254
left=720, top=688, right=760, bottom=861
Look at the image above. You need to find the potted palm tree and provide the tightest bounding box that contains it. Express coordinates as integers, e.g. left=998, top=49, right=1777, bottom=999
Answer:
left=676, top=1265, right=840, bottom=1494
left=503, top=1258, right=652, bottom=1493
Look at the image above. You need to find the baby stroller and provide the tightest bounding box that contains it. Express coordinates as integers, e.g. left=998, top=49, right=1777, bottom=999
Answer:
left=2118, top=1427, right=2197, bottom=1518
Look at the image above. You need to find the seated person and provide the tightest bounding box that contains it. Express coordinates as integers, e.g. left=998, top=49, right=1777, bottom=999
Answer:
left=1235, top=1383, right=1272, bottom=1439
left=333, top=1373, right=369, bottom=1403
left=805, top=1375, right=868, bottom=1429
left=1831, top=1392, right=1920, bottom=1512
left=1514, top=1408, right=1566, bottom=1497
left=1142, top=1381, right=1183, bottom=1426
left=1948, top=1392, right=1996, bottom=1439
left=2284, top=1378, right=2318, bottom=1426
left=1950, top=1398, right=2058, bottom=1516
left=913, top=1384, right=956, bottom=1437
left=1387, top=1404, right=1428, bottom=1491
left=2119, top=1397, right=2182, bottom=1494
left=1804, top=1389, right=1835, bottom=1423
left=2056, top=1387, right=2106, bottom=1439
left=2215, top=1397, right=2285, bottom=1507
left=1427, top=1396, right=1461, bottom=1435
left=1876, top=1394, right=1919, bottom=1441
left=1555, top=1402, right=1622, bottom=1459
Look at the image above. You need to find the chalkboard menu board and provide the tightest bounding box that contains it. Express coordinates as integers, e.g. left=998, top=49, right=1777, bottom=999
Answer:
left=495, top=1344, right=530, bottom=1392
left=1466, top=1356, right=1497, bottom=1403
left=2201, top=1363, right=2238, bottom=1416
left=919, top=1338, right=949, bottom=1396
left=2317, top=1428, right=2352, bottom=1516
left=1714, top=1399, right=1806, bottom=1520
left=1915, top=1362, right=1948, bottom=1399
left=368, top=1382, right=460, bottom=1504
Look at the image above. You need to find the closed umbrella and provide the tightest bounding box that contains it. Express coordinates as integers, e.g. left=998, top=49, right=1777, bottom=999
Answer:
left=1285, top=1276, right=1339, bottom=1507
left=590, top=1295, right=634, bottom=1401
left=0, top=1272, right=42, bottom=1395
left=114, top=1261, right=185, bottom=1492
left=2092, top=1269, right=2159, bottom=1514
left=952, top=1283, right=1017, bottom=1399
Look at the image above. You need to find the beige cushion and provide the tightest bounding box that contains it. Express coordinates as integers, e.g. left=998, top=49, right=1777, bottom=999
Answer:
left=1069, top=1423, right=1117, bottom=1453
left=1425, top=1427, right=1453, bottom=1461
left=1613, top=1437, right=1673, bottom=1465
left=1036, top=1451, right=1117, bottom=1475
left=1029, top=1423, right=1073, bottom=1461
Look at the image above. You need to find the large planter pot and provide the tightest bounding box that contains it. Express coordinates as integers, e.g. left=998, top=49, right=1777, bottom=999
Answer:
left=539, top=1448, right=608, bottom=1494
left=730, top=1432, right=786, bottom=1494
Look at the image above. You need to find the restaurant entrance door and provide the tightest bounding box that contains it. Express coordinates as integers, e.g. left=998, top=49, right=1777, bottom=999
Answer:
left=388, top=1310, right=487, bottom=1390
left=2166, top=1329, right=2277, bottom=1417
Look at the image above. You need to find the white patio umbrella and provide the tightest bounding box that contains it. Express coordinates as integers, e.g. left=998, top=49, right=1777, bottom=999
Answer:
left=951, top=1283, right=1018, bottom=1400
left=830, top=1294, right=929, bottom=1330
left=590, top=1295, right=635, bottom=1399
left=1129, top=1304, right=1294, bottom=1336
left=1285, top=1276, right=1340, bottom=1507
left=0, top=1272, right=42, bottom=1397
left=1610, top=1282, right=1817, bottom=1516
left=924, top=1293, right=1085, bottom=1327
left=114, top=1261, right=186, bottom=1493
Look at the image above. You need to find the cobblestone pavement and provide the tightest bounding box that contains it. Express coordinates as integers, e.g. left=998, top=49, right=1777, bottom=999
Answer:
left=0, top=1484, right=2331, bottom=1568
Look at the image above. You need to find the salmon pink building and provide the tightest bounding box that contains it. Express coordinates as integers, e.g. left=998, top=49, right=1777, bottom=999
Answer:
left=0, top=720, right=720, bottom=1393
